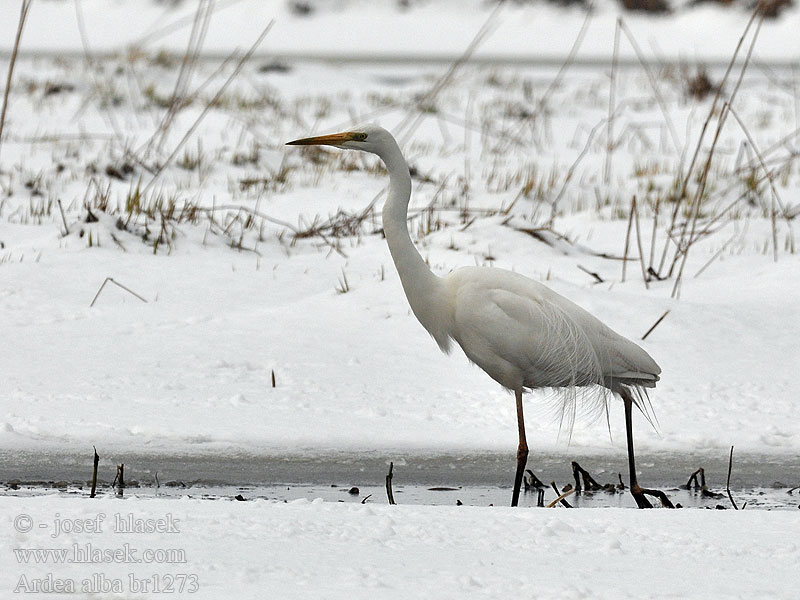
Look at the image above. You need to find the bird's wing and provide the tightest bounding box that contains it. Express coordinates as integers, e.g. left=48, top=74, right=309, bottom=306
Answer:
left=450, top=271, right=659, bottom=391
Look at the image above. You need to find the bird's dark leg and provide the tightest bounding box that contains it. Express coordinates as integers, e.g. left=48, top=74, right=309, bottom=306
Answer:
left=622, top=390, right=674, bottom=509
left=623, top=393, right=653, bottom=508
left=511, top=389, right=529, bottom=507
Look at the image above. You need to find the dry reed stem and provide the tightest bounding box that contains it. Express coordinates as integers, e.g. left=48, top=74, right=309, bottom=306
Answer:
left=0, top=0, right=32, bottom=164
left=143, top=20, right=274, bottom=193
left=550, top=117, right=609, bottom=225
left=617, top=19, right=682, bottom=157
left=507, top=4, right=594, bottom=150
left=670, top=10, right=765, bottom=298
left=727, top=105, right=791, bottom=260
left=656, top=5, right=764, bottom=280
left=396, top=0, right=502, bottom=146
left=693, top=227, right=743, bottom=279
left=632, top=196, right=649, bottom=289
left=74, top=0, right=126, bottom=148
left=621, top=196, right=635, bottom=282
left=148, top=0, right=215, bottom=158
left=604, top=18, right=621, bottom=186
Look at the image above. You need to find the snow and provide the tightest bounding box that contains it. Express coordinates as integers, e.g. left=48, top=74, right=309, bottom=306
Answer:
left=2, top=53, right=798, bottom=459
left=1, top=1, right=800, bottom=596
left=2, top=495, right=799, bottom=599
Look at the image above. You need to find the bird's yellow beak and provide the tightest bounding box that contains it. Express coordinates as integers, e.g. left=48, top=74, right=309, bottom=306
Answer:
left=286, top=131, right=361, bottom=146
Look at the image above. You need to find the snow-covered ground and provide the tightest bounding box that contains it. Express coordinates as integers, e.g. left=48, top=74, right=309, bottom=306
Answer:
left=2, top=496, right=799, bottom=599
left=2, top=55, right=798, bottom=460
left=1, top=1, right=799, bottom=597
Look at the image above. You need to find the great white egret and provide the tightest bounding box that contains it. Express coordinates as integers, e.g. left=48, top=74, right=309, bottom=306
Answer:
left=288, top=125, right=672, bottom=509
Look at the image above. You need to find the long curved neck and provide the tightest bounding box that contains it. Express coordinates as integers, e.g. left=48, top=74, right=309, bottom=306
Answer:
left=376, top=139, right=449, bottom=347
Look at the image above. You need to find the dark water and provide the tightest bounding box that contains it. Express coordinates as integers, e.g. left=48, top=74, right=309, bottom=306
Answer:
left=0, top=449, right=797, bottom=509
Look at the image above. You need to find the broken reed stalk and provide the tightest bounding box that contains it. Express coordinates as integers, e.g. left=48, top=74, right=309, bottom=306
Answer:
left=385, top=461, right=396, bottom=505
left=641, top=310, right=669, bottom=341
left=57, top=199, right=69, bottom=236
left=686, top=467, right=707, bottom=491
left=571, top=461, right=603, bottom=492
left=546, top=487, right=575, bottom=509
left=89, top=446, right=100, bottom=498
left=113, top=464, right=125, bottom=498
left=523, top=469, right=545, bottom=491
left=726, top=446, right=739, bottom=510
left=90, top=277, right=148, bottom=307
left=0, top=0, right=32, bottom=164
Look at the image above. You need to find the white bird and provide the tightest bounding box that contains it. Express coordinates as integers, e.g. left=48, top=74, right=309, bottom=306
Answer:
left=288, top=125, right=672, bottom=508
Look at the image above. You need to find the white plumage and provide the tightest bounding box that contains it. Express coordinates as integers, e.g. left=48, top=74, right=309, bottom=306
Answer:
left=288, top=124, right=671, bottom=508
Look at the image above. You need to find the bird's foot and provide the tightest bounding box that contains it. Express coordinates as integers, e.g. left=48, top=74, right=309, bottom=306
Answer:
left=631, top=484, right=674, bottom=509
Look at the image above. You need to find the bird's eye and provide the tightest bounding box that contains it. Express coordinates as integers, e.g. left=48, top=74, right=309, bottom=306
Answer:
left=353, top=132, right=368, bottom=141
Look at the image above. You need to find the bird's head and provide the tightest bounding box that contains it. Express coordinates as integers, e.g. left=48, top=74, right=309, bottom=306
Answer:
left=286, top=124, right=392, bottom=155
